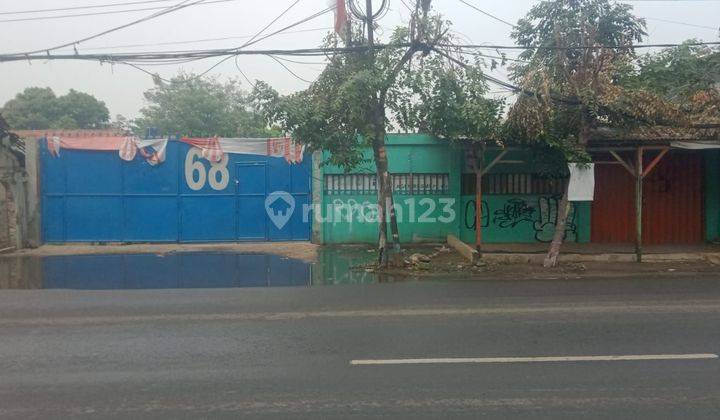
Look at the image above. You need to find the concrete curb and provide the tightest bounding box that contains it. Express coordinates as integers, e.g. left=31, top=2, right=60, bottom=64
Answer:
left=480, top=252, right=720, bottom=264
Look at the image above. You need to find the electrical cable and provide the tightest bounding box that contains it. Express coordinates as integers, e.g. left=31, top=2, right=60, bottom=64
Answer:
left=457, top=0, right=516, bottom=27
left=0, top=0, right=239, bottom=23
left=9, top=0, right=207, bottom=56
left=4, top=39, right=718, bottom=63
left=189, top=1, right=325, bottom=80
left=0, top=0, right=176, bottom=15
left=61, top=27, right=332, bottom=53
left=234, top=56, right=256, bottom=89
left=268, top=55, right=313, bottom=83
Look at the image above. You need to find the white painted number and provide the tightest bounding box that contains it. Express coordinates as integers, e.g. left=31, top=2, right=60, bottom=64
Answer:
left=208, top=154, right=230, bottom=190
left=185, top=148, right=206, bottom=191
left=418, top=198, right=437, bottom=223
left=184, top=148, right=229, bottom=191
left=438, top=198, right=456, bottom=223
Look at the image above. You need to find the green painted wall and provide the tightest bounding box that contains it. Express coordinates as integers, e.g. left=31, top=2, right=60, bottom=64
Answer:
left=705, top=150, right=720, bottom=242
left=317, top=134, right=594, bottom=245
left=320, top=134, right=462, bottom=244
left=457, top=148, right=591, bottom=244
left=458, top=195, right=591, bottom=244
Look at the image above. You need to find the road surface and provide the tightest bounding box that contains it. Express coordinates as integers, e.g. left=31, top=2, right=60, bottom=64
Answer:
left=0, top=275, right=719, bottom=419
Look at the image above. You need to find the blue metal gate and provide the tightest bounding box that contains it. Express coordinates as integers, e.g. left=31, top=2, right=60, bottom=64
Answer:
left=40, top=139, right=312, bottom=243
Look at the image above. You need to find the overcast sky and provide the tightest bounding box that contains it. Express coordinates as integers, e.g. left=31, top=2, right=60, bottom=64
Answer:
left=1, top=0, right=718, bottom=119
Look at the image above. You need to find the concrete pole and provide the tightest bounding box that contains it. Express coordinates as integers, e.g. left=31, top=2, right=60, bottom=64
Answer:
left=311, top=151, right=323, bottom=245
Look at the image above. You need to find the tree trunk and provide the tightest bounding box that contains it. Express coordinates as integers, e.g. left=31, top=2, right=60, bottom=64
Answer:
left=543, top=109, right=590, bottom=268
left=372, top=136, right=392, bottom=267
left=543, top=179, right=570, bottom=268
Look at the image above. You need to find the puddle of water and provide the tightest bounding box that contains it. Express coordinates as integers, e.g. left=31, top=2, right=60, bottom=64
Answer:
left=0, top=253, right=312, bottom=290
left=0, top=248, right=410, bottom=290
left=314, top=247, right=380, bottom=286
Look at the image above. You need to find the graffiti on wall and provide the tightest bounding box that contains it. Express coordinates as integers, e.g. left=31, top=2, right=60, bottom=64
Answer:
left=464, top=196, right=578, bottom=243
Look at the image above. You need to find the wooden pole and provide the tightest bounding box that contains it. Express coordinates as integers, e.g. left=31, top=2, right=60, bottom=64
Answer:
left=475, top=147, right=484, bottom=256
left=635, top=147, right=644, bottom=263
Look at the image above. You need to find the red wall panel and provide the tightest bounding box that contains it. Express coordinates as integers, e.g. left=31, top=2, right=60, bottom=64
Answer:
left=592, top=151, right=703, bottom=244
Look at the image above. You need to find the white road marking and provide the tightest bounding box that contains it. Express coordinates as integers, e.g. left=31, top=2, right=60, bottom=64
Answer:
left=350, top=354, right=719, bottom=366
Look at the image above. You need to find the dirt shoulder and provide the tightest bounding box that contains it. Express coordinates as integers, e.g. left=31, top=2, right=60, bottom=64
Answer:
left=367, top=246, right=720, bottom=281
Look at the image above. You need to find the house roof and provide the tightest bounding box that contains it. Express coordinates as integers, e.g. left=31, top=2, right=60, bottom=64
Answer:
left=13, top=129, right=123, bottom=139
left=589, top=126, right=720, bottom=146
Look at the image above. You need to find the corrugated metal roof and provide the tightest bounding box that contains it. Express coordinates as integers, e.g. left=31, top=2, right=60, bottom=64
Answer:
left=590, top=126, right=720, bottom=144
left=13, top=129, right=123, bottom=139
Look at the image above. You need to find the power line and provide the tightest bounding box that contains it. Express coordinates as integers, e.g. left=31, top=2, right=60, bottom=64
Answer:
left=64, top=27, right=332, bottom=53
left=3, top=40, right=720, bottom=64
left=234, top=56, right=256, bottom=89
left=646, top=17, right=719, bottom=31
left=188, top=0, right=305, bottom=79
left=0, top=0, right=175, bottom=15
left=268, top=55, right=313, bottom=83
left=184, top=1, right=332, bottom=81
left=241, top=0, right=302, bottom=48
left=10, top=0, right=207, bottom=56
left=270, top=55, right=328, bottom=65
left=450, top=40, right=720, bottom=51
left=457, top=0, right=516, bottom=27
left=0, top=0, right=239, bottom=23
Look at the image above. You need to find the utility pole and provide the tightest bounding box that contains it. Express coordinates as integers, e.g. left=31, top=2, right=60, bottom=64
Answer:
left=365, top=0, right=374, bottom=45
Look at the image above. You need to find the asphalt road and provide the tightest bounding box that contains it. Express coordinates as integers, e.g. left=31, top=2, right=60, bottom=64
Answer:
left=1, top=275, right=719, bottom=419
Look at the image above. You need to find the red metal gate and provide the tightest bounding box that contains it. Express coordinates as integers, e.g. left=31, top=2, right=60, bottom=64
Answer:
left=592, top=151, right=704, bottom=244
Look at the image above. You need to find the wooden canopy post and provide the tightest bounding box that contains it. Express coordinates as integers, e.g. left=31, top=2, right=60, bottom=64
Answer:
left=606, top=146, right=669, bottom=263
left=635, top=147, right=644, bottom=263
left=473, top=148, right=509, bottom=255
left=474, top=146, right=485, bottom=256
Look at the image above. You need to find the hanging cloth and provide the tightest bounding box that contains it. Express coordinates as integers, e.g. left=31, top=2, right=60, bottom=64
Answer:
left=47, top=136, right=62, bottom=157
left=267, top=137, right=305, bottom=164
left=136, top=138, right=168, bottom=166
left=567, top=163, right=595, bottom=201
left=119, top=136, right=138, bottom=161
left=180, top=137, right=224, bottom=163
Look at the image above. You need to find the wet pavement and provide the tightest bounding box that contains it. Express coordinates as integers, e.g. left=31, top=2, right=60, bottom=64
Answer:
left=0, top=248, right=393, bottom=290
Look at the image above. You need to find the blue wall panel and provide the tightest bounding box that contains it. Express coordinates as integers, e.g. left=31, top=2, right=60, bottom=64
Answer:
left=40, top=138, right=311, bottom=243
left=65, top=150, right=123, bottom=194
left=65, top=196, right=123, bottom=241
left=180, top=196, right=237, bottom=242
left=124, top=196, right=178, bottom=242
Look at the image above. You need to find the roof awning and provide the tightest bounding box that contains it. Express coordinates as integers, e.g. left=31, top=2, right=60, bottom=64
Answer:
left=671, top=141, right=720, bottom=150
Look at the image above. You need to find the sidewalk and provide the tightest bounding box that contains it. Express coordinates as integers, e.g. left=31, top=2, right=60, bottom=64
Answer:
left=5, top=242, right=720, bottom=264
left=476, top=243, right=720, bottom=264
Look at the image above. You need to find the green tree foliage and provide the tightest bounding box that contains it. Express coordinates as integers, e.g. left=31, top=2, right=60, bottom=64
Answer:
left=623, top=42, right=720, bottom=101
left=622, top=42, right=720, bottom=125
left=135, top=73, right=276, bottom=138
left=56, top=90, right=111, bottom=129
left=506, top=0, right=678, bottom=267
left=1, top=87, right=109, bottom=129
left=253, top=1, right=503, bottom=265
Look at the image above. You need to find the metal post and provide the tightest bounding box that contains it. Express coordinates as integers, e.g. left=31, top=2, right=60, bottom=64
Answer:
left=475, top=147, right=484, bottom=256
left=635, top=147, right=644, bottom=263
left=365, top=0, right=374, bottom=45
